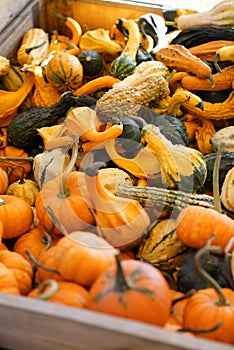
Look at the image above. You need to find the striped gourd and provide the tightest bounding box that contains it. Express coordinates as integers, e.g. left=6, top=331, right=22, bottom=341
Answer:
left=110, top=55, right=137, bottom=80
left=45, top=51, right=83, bottom=92
left=137, top=218, right=191, bottom=270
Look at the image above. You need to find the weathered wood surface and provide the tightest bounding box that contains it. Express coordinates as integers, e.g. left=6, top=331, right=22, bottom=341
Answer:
left=0, top=293, right=233, bottom=350
left=0, top=0, right=40, bottom=60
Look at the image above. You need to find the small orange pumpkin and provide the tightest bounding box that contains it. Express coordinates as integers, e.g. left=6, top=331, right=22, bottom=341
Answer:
left=53, top=231, right=117, bottom=288
left=87, top=254, right=171, bottom=327
left=0, top=195, right=34, bottom=239
left=176, top=205, right=234, bottom=253
left=13, top=225, right=60, bottom=266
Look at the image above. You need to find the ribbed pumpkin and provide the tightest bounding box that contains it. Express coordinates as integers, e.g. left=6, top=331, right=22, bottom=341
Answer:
left=87, top=255, right=171, bottom=326
left=45, top=51, right=83, bottom=92
left=0, top=262, right=20, bottom=295
left=13, top=225, right=60, bottom=267
left=53, top=231, right=116, bottom=288
left=0, top=250, right=33, bottom=295
left=0, top=195, right=34, bottom=239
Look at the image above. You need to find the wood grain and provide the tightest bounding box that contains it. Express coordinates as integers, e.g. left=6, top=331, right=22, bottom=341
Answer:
left=0, top=293, right=233, bottom=350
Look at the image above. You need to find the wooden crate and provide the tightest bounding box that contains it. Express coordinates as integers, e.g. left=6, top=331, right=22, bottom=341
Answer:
left=0, top=1, right=233, bottom=349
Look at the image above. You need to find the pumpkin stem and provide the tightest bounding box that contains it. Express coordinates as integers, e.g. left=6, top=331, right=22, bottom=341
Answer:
left=36, top=279, right=59, bottom=300
left=171, top=288, right=196, bottom=308
left=213, top=142, right=225, bottom=213
left=0, top=160, right=25, bottom=182
left=45, top=205, right=68, bottom=235
left=114, top=253, right=131, bottom=292
left=25, top=249, right=61, bottom=276
left=178, top=321, right=222, bottom=334
left=195, top=238, right=231, bottom=306
left=58, top=135, right=79, bottom=197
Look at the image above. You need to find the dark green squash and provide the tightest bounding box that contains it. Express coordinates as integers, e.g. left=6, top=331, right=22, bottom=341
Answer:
left=7, top=92, right=97, bottom=153
left=110, top=55, right=137, bottom=80
left=171, top=27, right=234, bottom=48
left=78, top=50, right=103, bottom=77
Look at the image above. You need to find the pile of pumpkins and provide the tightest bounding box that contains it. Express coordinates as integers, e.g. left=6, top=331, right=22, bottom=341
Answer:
left=0, top=0, right=234, bottom=345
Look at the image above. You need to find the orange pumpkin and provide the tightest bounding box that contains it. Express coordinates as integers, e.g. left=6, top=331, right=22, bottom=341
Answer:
left=183, top=244, right=234, bottom=344
left=0, top=250, right=33, bottom=295
left=176, top=205, right=234, bottom=252
left=13, top=225, right=60, bottom=266
left=0, top=195, right=34, bottom=239
left=35, top=172, right=94, bottom=235
left=0, top=167, right=9, bottom=194
left=45, top=51, right=83, bottom=92
left=87, top=255, right=171, bottom=327
left=53, top=231, right=116, bottom=288
left=28, top=279, right=88, bottom=308
left=0, top=262, right=20, bottom=295
left=36, top=246, right=63, bottom=283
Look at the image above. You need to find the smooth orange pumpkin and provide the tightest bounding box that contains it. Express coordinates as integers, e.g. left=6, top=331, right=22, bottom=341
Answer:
left=87, top=255, right=171, bottom=327
left=176, top=205, right=234, bottom=252
left=53, top=231, right=116, bottom=288
left=0, top=195, right=34, bottom=239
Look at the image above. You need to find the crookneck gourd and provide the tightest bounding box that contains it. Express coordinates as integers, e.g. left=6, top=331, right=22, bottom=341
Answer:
left=110, top=18, right=141, bottom=79
left=84, top=162, right=150, bottom=249
left=140, top=124, right=207, bottom=192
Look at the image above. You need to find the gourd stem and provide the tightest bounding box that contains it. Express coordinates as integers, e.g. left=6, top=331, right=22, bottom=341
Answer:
left=25, top=41, right=47, bottom=54
left=36, top=279, right=59, bottom=300
left=114, top=253, right=130, bottom=292
left=39, top=230, right=54, bottom=256
left=213, top=142, right=225, bottom=213
left=195, top=241, right=230, bottom=306
left=59, top=135, right=79, bottom=197
left=0, top=156, right=33, bottom=162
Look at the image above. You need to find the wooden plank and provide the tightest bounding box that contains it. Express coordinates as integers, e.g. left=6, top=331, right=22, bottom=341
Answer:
left=0, top=0, right=31, bottom=34
left=39, top=0, right=176, bottom=33
left=0, top=293, right=233, bottom=350
left=0, top=0, right=40, bottom=60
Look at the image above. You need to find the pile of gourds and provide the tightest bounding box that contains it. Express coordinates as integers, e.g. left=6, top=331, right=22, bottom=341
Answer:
left=1, top=0, right=234, bottom=345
